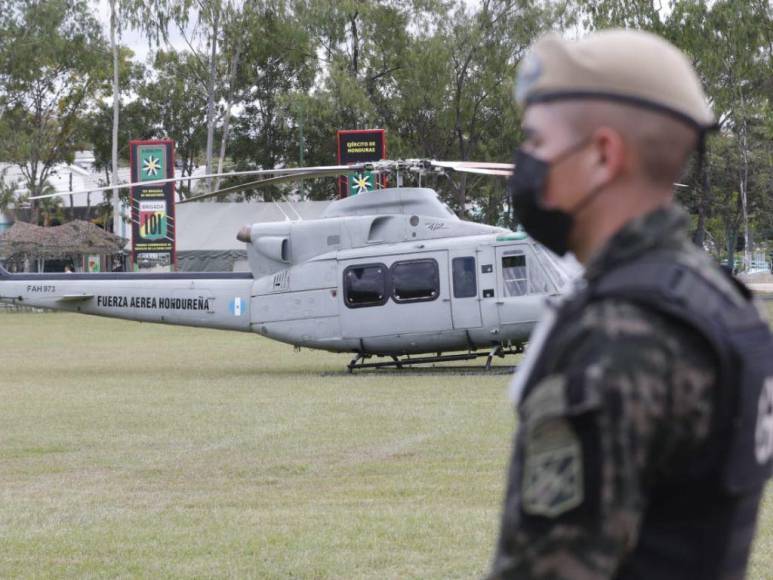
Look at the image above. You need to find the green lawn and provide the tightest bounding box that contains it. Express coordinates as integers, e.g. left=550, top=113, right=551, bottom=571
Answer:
left=1, top=312, right=771, bottom=578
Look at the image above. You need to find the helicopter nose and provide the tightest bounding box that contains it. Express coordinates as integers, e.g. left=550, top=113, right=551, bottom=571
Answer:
left=236, top=226, right=252, bottom=243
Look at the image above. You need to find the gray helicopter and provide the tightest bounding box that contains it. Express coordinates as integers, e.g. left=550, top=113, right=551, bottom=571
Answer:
left=0, top=161, right=576, bottom=371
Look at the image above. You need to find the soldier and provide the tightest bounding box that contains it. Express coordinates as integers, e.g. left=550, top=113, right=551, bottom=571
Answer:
left=489, top=30, right=773, bottom=579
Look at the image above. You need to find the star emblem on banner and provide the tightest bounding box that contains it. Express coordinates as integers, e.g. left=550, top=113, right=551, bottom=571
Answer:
left=353, top=173, right=372, bottom=194
left=143, top=155, right=161, bottom=177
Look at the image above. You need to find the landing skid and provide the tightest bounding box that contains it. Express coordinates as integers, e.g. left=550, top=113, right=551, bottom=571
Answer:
left=346, top=345, right=524, bottom=373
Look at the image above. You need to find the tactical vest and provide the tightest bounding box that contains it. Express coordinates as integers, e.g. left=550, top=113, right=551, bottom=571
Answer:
left=573, top=254, right=773, bottom=580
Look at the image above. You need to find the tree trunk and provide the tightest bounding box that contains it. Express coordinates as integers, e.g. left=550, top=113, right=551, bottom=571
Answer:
left=205, top=6, right=221, bottom=193
left=110, top=0, right=121, bottom=237
left=739, top=116, right=751, bottom=272
left=692, top=206, right=705, bottom=248
left=214, top=45, right=241, bottom=192
left=726, top=226, right=737, bottom=273
left=740, top=175, right=749, bottom=270
left=186, top=154, right=194, bottom=196
left=451, top=48, right=474, bottom=217
left=69, top=172, right=75, bottom=221
left=350, top=11, right=359, bottom=76
left=456, top=173, right=468, bottom=218
left=692, top=154, right=714, bottom=248
left=29, top=177, right=40, bottom=225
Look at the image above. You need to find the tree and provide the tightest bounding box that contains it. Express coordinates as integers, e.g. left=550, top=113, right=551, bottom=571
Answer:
left=0, top=0, right=110, bottom=224
left=120, top=0, right=252, bottom=191
left=0, top=168, right=23, bottom=223
left=426, top=0, right=547, bottom=216
left=228, top=1, right=317, bottom=199
left=80, top=47, right=146, bottom=176
left=672, top=0, right=772, bottom=268
left=39, top=183, right=65, bottom=227
left=578, top=0, right=773, bottom=266
left=291, top=0, right=552, bottom=218
left=136, top=50, right=210, bottom=198
left=83, top=101, right=154, bottom=183
left=79, top=98, right=155, bottom=220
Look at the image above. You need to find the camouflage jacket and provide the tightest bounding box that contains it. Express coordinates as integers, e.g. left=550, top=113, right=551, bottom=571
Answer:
left=488, top=206, right=748, bottom=579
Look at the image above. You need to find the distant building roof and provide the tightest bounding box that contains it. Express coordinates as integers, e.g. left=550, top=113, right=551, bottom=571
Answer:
left=0, top=220, right=127, bottom=259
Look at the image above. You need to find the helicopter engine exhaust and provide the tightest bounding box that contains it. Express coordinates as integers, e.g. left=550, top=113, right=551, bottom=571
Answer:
left=236, top=226, right=252, bottom=243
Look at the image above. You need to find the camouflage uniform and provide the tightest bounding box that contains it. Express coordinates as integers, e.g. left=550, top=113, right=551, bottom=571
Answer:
left=488, top=205, right=754, bottom=579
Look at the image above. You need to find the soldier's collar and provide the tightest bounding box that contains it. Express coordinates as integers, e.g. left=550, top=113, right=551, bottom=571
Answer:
left=583, top=205, right=689, bottom=282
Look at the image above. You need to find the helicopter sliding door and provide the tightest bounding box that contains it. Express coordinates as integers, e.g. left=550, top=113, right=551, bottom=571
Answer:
left=339, top=251, right=454, bottom=353
left=448, top=250, right=482, bottom=329
left=493, top=245, right=545, bottom=340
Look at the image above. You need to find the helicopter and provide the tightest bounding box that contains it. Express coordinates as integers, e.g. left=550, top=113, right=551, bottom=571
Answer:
left=0, top=160, right=577, bottom=371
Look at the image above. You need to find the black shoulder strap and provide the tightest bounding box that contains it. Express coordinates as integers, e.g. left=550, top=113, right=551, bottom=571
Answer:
left=590, top=254, right=758, bottom=334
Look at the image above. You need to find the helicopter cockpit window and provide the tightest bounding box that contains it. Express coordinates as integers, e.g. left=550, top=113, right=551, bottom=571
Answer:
left=452, top=257, right=477, bottom=298
left=527, top=258, right=553, bottom=294
left=532, top=245, right=572, bottom=290
left=344, top=263, right=388, bottom=308
left=391, top=259, right=439, bottom=303
left=502, top=254, right=527, bottom=297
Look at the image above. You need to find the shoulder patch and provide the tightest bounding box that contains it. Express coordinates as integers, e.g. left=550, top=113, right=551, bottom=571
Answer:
left=522, top=416, right=583, bottom=517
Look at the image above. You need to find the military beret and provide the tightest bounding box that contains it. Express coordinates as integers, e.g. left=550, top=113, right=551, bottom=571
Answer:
left=515, top=29, right=715, bottom=130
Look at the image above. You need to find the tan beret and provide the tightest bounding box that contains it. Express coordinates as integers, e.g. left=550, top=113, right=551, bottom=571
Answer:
left=515, top=29, right=715, bottom=130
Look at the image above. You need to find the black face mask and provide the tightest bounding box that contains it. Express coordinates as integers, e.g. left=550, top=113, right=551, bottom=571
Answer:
left=508, top=140, right=592, bottom=256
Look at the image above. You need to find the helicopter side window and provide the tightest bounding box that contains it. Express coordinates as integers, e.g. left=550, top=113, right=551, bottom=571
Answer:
left=502, top=254, right=527, bottom=297
left=452, top=257, right=477, bottom=298
left=344, top=263, right=389, bottom=308
left=391, top=259, right=439, bottom=303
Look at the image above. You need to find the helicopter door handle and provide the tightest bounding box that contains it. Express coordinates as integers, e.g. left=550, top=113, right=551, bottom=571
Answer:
left=442, top=298, right=451, bottom=302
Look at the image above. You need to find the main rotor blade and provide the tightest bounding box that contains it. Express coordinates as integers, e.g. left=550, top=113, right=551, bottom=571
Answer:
left=432, top=161, right=513, bottom=170
left=442, top=166, right=513, bottom=176
left=27, top=165, right=362, bottom=201
left=178, top=171, right=327, bottom=204
left=430, top=160, right=512, bottom=176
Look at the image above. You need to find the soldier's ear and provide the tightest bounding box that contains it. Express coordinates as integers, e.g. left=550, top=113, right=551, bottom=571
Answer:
left=588, top=127, right=626, bottom=187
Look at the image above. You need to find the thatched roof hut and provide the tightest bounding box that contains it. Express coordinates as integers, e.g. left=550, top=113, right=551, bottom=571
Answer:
left=0, top=220, right=127, bottom=271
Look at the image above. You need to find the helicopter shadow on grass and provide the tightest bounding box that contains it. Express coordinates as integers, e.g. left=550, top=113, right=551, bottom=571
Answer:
left=321, top=365, right=517, bottom=377
left=9, top=362, right=346, bottom=383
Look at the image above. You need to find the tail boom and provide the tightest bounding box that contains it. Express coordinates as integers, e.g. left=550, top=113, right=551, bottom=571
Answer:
left=0, top=269, right=254, bottom=332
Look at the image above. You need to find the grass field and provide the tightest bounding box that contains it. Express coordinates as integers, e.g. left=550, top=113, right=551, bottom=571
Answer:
left=1, top=311, right=772, bottom=579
